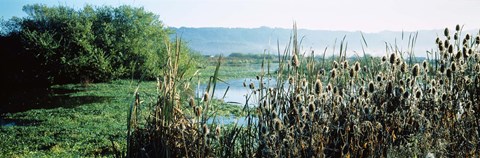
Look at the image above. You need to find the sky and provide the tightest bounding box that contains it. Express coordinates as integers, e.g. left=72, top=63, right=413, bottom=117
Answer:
left=1, top=0, right=480, bottom=33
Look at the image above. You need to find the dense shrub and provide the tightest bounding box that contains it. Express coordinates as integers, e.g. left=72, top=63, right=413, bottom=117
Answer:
left=0, top=4, right=194, bottom=86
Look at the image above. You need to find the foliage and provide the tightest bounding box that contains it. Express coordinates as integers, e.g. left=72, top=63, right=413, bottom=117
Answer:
left=0, top=4, right=195, bottom=86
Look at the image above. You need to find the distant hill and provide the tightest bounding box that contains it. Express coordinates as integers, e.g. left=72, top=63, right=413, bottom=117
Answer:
left=171, top=27, right=479, bottom=57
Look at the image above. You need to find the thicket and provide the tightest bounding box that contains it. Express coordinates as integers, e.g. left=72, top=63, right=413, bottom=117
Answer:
left=0, top=4, right=194, bottom=89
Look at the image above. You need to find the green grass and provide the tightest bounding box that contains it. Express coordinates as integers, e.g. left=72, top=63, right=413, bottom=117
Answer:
left=0, top=79, right=244, bottom=157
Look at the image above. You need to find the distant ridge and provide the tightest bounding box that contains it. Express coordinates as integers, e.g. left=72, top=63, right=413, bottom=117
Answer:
left=171, top=27, right=479, bottom=57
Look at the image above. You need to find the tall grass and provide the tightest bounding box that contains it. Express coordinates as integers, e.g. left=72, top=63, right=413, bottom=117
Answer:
left=127, top=24, right=480, bottom=157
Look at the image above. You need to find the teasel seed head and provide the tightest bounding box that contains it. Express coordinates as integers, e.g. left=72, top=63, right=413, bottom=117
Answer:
left=446, top=68, right=452, bottom=78
left=466, top=34, right=471, bottom=40
left=249, top=82, right=255, bottom=90
left=475, top=35, right=480, bottom=44
left=456, top=24, right=460, bottom=31
left=435, top=37, right=440, bottom=44
left=382, top=56, right=387, bottom=62
left=412, top=64, right=420, bottom=77
left=444, top=39, right=450, bottom=48
left=451, top=62, right=457, bottom=72
left=448, top=45, right=453, bottom=54
left=386, top=81, right=393, bottom=95
left=454, top=32, right=459, bottom=40
left=354, top=62, right=360, bottom=72
left=403, top=91, right=410, bottom=99
left=203, top=124, right=210, bottom=136
left=368, top=81, right=375, bottom=93
left=189, top=96, right=195, bottom=107
left=215, top=126, right=221, bottom=137
left=444, top=28, right=450, bottom=37
left=195, top=106, right=202, bottom=117
left=331, top=69, right=337, bottom=79
left=440, top=64, right=446, bottom=73
left=442, top=93, right=447, bottom=101
left=333, top=61, right=339, bottom=69
left=308, top=102, right=316, bottom=113
left=292, top=54, right=300, bottom=68
left=349, top=68, right=355, bottom=78
left=203, top=92, right=210, bottom=102
left=314, top=79, right=323, bottom=95
left=400, top=62, right=407, bottom=73
left=273, top=118, right=283, bottom=131
left=415, top=89, right=422, bottom=99
left=389, top=53, right=396, bottom=64
left=343, top=60, right=349, bottom=69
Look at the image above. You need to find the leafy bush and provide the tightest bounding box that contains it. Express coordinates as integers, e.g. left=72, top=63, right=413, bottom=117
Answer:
left=0, top=4, right=195, bottom=86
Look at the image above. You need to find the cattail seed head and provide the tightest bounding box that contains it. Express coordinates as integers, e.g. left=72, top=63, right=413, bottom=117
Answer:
left=412, top=64, right=420, bottom=77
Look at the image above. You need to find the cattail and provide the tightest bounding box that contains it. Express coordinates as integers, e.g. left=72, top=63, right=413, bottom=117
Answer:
left=456, top=24, right=460, bottom=31
left=368, top=81, right=375, bottom=93
left=412, top=64, right=420, bottom=77
left=444, top=27, right=449, bottom=37
left=389, top=53, right=396, bottom=64
left=203, top=92, right=210, bottom=102
left=314, top=79, right=322, bottom=95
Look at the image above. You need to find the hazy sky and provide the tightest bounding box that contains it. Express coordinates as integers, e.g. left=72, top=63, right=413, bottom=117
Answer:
left=1, top=0, right=479, bottom=32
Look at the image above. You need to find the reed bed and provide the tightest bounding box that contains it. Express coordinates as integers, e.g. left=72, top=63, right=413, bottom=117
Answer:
left=127, top=24, right=480, bottom=157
